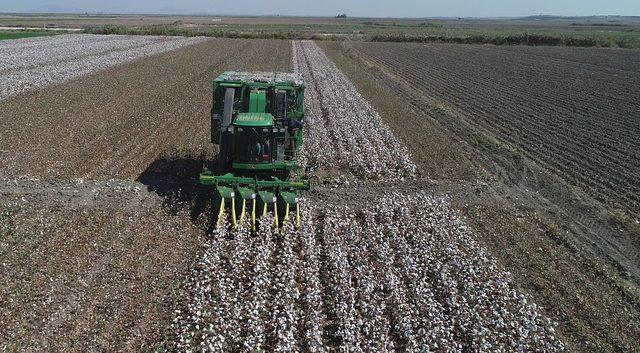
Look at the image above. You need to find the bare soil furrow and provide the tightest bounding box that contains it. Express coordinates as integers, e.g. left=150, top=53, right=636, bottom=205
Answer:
left=352, top=41, right=640, bottom=218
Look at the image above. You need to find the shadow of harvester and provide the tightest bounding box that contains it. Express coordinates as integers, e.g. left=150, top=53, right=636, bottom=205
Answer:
left=137, top=153, right=216, bottom=229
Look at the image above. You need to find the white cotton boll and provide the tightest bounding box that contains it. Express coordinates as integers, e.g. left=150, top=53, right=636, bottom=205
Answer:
left=293, top=40, right=416, bottom=181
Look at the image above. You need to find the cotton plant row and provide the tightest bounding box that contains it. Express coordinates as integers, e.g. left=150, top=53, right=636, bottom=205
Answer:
left=0, top=34, right=167, bottom=72
left=170, top=194, right=564, bottom=352
left=313, top=194, right=564, bottom=352
left=0, top=32, right=117, bottom=52
left=171, top=215, right=316, bottom=352
left=293, top=40, right=416, bottom=181
left=0, top=34, right=209, bottom=101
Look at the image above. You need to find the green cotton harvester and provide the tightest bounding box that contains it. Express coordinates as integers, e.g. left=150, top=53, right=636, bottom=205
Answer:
left=200, top=72, right=310, bottom=230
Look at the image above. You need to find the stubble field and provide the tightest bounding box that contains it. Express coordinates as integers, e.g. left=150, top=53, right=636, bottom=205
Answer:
left=0, top=37, right=291, bottom=179
left=0, top=37, right=293, bottom=352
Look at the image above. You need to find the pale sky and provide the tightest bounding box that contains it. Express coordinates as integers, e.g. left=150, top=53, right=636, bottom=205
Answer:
left=2, top=0, right=639, bottom=18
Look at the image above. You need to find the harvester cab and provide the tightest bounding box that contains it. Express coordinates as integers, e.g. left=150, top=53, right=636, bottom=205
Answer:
left=200, top=71, right=309, bottom=231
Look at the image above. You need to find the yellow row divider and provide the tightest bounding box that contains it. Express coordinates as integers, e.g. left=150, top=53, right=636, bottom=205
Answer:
left=231, top=197, right=237, bottom=229
left=217, top=198, right=226, bottom=227
left=239, top=199, right=247, bottom=227
left=281, top=203, right=290, bottom=234
left=274, top=203, right=279, bottom=229
left=251, top=198, right=256, bottom=232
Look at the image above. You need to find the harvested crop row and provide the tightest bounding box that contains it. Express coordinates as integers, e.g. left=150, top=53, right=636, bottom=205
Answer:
left=0, top=38, right=292, bottom=179
left=0, top=34, right=209, bottom=101
left=293, top=40, right=416, bottom=181
left=0, top=178, right=204, bottom=352
left=170, top=195, right=564, bottom=352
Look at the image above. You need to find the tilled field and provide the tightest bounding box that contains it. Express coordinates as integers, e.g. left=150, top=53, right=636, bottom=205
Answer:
left=346, top=42, right=640, bottom=219
left=168, top=41, right=564, bottom=352
left=0, top=34, right=208, bottom=101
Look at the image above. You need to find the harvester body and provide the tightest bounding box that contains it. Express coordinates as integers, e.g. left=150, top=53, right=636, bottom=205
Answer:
left=200, top=71, right=309, bottom=229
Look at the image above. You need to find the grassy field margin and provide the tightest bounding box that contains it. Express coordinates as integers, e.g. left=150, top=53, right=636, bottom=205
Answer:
left=0, top=30, right=57, bottom=40
left=85, top=23, right=640, bottom=48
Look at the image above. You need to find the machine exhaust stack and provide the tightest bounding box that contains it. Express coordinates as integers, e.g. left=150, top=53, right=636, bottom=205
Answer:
left=218, top=87, right=235, bottom=172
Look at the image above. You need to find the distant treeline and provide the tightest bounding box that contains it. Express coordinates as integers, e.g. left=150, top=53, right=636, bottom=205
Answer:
left=368, top=32, right=640, bottom=49
left=84, top=25, right=335, bottom=40
left=570, top=22, right=630, bottom=27
left=85, top=25, right=640, bottom=49
left=361, top=21, right=441, bottom=28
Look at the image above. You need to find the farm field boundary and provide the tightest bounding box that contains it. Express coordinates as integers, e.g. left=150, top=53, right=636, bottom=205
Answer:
left=0, top=30, right=58, bottom=41
left=85, top=24, right=640, bottom=49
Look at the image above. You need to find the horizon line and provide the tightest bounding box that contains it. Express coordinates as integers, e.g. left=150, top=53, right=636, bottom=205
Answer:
left=2, top=12, right=640, bottom=19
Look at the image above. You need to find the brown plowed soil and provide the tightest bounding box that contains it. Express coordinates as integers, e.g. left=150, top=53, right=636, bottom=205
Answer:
left=0, top=38, right=292, bottom=352
left=346, top=42, right=640, bottom=220
left=319, top=41, right=640, bottom=353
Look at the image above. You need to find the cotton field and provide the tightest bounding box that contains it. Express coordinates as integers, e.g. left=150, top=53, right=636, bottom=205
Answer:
left=293, top=40, right=416, bottom=181
left=168, top=41, right=564, bottom=352
left=0, top=34, right=208, bottom=101
left=171, top=195, right=564, bottom=352
left=1, top=21, right=635, bottom=352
